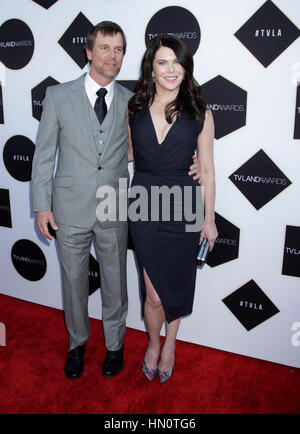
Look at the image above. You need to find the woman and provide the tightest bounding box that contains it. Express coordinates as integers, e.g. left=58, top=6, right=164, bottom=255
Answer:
left=127, top=35, right=218, bottom=383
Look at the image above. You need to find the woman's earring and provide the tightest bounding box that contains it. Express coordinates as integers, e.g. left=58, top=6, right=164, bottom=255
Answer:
left=152, top=73, right=155, bottom=82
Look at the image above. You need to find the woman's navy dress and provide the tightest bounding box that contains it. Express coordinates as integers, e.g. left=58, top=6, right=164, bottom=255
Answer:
left=129, top=108, right=204, bottom=322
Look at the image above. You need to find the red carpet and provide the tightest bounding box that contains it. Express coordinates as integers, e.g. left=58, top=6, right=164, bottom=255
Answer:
left=0, top=293, right=299, bottom=414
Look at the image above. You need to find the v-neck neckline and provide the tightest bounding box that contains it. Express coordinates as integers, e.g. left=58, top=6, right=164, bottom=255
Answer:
left=148, top=107, right=177, bottom=145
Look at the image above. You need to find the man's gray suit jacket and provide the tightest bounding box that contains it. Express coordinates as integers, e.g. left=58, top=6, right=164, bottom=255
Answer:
left=32, top=74, right=133, bottom=228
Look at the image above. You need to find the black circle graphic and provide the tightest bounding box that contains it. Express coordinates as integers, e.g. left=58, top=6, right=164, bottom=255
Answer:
left=0, top=19, right=34, bottom=69
left=145, top=6, right=200, bottom=55
left=11, top=239, right=47, bottom=281
left=3, top=135, right=35, bottom=182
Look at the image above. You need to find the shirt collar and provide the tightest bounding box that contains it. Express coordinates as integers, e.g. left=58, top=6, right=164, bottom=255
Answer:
left=85, top=72, right=115, bottom=99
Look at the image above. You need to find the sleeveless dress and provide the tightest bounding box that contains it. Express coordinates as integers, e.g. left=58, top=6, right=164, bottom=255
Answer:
left=129, top=108, right=204, bottom=323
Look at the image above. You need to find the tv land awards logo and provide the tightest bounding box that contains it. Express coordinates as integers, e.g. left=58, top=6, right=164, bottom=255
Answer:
left=32, top=0, right=58, bottom=9
left=282, top=226, right=300, bottom=278
left=201, top=75, right=247, bottom=139
left=0, top=188, right=12, bottom=228
left=0, top=84, right=3, bottom=124
left=145, top=6, right=201, bottom=55
left=58, top=12, right=93, bottom=68
left=31, top=76, right=60, bottom=121
left=294, top=83, right=300, bottom=140
left=229, top=149, right=292, bottom=210
left=3, top=135, right=35, bottom=182
left=206, top=213, right=240, bottom=267
left=0, top=19, right=34, bottom=70
left=222, top=279, right=280, bottom=331
left=234, top=0, right=299, bottom=68
left=11, top=239, right=47, bottom=281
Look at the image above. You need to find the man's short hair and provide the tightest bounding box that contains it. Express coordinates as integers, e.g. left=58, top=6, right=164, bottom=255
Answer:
left=86, top=21, right=127, bottom=54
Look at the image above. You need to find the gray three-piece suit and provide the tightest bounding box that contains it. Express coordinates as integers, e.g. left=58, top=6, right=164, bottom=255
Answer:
left=32, top=74, right=133, bottom=351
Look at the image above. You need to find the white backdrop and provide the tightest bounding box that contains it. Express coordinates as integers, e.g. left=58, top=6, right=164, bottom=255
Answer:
left=1, top=0, right=300, bottom=368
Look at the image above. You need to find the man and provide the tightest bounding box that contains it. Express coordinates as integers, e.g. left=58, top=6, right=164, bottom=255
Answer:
left=32, top=21, right=200, bottom=381
left=32, top=22, right=132, bottom=380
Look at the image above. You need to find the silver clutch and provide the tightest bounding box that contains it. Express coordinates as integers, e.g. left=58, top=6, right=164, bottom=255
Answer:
left=197, top=238, right=210, bottom=269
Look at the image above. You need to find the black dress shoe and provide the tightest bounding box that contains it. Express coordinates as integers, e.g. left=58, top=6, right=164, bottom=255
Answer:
left=102, top=346, right=124, bottom=377
left=64, top=344, right=86, bottom=380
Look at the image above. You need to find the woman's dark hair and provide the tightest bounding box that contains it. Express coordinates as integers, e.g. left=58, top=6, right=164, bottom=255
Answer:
left=128, top=35, right=206, bottom=125
left=86, top=21, right=127, bottom=54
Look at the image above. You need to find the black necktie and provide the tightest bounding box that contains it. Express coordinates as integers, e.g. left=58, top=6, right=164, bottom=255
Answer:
left=94, top=88, right=107, bottom=124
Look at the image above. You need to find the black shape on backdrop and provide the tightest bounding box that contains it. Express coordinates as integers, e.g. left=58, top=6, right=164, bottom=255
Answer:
left=117, top=80, right=138, bottom=93
left=11, top=239, right=47, bottom=281
left=89, top=254, right=101, bottom=295
left=282, top=226, right=300, bottom=278
left=235, top=0, right=300, bottom=68
left=201, top=75, right=247, bottom=139
left=0, top=19, right=34, bottom=70
left=47, top=223, right=57, bottom=240
left=222, top=279, right=280, bottom=331
left=32, top=0, right=58, bottom=9
left=3, top=135, right=35, bottom=182
left=31, top=76, right=60, bottom=121
left=294, top=83, right=300, bottom=140
left=0, top=84, right=4, bottom=124
left=229, top=149, right=292, bottom=210
left=58, top=12, right=93, bottom=68
left=127, top=230, right=135, bottom=251
left=145, top=6, right=201, bottom=55
left=206, top=213, right=240, bottom=267
left=0, top=188, right=12, bottom=228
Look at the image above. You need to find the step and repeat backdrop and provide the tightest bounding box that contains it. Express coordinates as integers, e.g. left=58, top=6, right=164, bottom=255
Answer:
left=0, top=0, right=299, bottom=368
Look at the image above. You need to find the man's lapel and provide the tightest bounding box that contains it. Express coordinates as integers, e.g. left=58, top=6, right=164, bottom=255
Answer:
left=69, top=74, right=98, bottom=157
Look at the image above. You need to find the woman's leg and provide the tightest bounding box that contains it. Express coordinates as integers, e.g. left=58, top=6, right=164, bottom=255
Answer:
left=143, top=268, right=164, bottom=369
left=159, top=318, right=181, bottom=372
left=143, top=269, right=181, bottom=374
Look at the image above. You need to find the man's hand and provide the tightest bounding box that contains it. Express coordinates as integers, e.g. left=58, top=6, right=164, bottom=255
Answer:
left=36, top=210, right=58, bottom=240
left=188, top=154, right=201, bottom=183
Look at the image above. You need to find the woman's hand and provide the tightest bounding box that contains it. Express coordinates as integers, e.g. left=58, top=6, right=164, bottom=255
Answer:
left=200, top=220, right=218, bottom=251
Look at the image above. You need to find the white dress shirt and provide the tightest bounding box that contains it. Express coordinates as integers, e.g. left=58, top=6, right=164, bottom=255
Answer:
left=84, top=72, right=114, bottom=111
